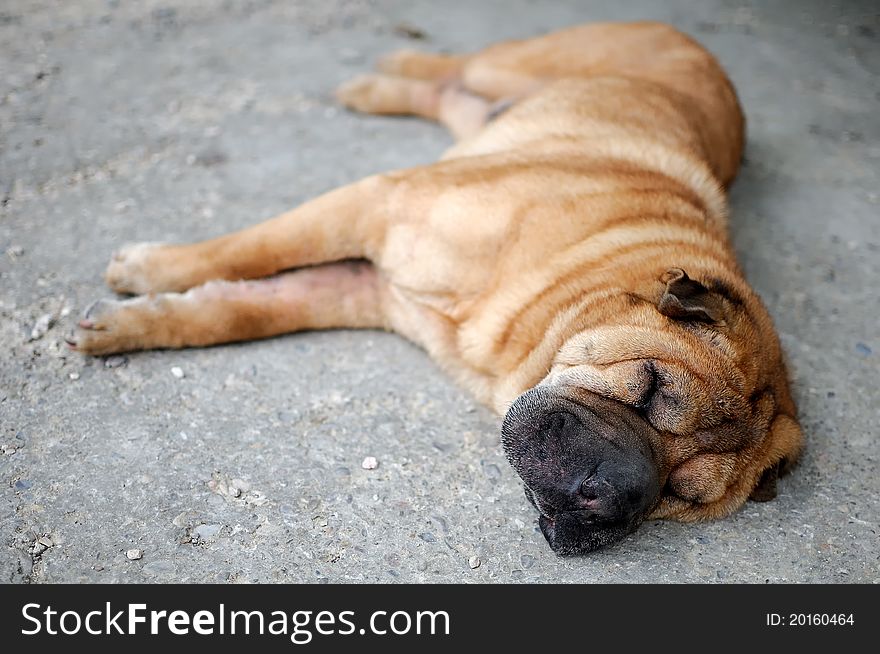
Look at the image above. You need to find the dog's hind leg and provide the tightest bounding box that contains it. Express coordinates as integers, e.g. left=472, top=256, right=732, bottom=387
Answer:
left=69, top=261, right=386, bottom=355
left=376, top=50, right=468, bottom=80
left=336, top=73, right=493, bottom=141
left=336, top=46, right=492, bottom=140
left=104, top=174, right=394, bottom=295
left=337, top=48, right=543, bottom=141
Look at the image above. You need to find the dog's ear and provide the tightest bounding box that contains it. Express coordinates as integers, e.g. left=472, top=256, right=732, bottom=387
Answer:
left=749, top=460, right=780, bottom=502
left=749, top=414, right=803, bottom=502
left=658, top=268, right=724, bottom=323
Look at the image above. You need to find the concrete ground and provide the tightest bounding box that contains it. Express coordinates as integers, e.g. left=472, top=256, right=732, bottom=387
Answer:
left=1, top=0, right=878, bottom=584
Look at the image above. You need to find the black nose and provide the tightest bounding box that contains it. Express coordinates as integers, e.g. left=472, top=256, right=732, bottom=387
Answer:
left=531, top=451, right=657, bottom=555
left=502, top=387, right=662, bottom=555
left=521, top=411, right=631, bottom=521
left=530, top=468, right=629, bottom=523
left=577, top=473, right=620, bottom=515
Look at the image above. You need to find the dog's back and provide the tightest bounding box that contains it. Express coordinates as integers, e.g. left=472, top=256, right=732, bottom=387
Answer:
left=396, top=22, right=745, bottom=188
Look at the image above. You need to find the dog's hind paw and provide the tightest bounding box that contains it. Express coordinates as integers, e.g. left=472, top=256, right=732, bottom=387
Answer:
left=335, top=74, right=388, bottom=113
left=336, top=73, right=430, bottom=115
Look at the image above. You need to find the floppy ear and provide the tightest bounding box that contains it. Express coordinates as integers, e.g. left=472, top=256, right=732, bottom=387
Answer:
left=658, top=268, right=724, bottom=323
left=749, top=414, right=803, bottom=502
left=749, top=460, right=780, bottom=502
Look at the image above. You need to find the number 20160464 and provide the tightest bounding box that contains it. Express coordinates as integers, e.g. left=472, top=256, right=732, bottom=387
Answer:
left=766, top=614, right=855, bottom=627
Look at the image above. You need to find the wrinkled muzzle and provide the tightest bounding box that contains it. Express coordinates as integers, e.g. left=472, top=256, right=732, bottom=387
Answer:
left=501, top=385, right=663, bottom=555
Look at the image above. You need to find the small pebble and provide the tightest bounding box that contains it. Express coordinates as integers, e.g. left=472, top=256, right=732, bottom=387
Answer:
left=171, top=366, right=185, bottom=379
left=172, top=511, right=193, bottom=528
left=468, top=555, right=482, bottom=569
left=229, top=486, right=242, bottom=498
left=855, top=342, right=872, bottom=356
left=38, top=536, right=54, bottom=548
left=125, top=548, right=143, bottom=560
left=194, top=524, right=222, bottom=540
left=68, top=372, right=80, bottom=380
left=104, top=355, right=128, bottom=369
left=361, top=456, right=379, bottom=470
left=29, top=313, right=54, bottom=341
left=6, top=245, right=25, bottom=259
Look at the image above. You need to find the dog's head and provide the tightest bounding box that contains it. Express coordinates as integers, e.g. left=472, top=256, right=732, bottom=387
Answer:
left=502, top=268, right=803, bottom=555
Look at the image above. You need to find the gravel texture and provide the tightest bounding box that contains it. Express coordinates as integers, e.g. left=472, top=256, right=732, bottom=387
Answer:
left=1, top=0, right=878, bottom=583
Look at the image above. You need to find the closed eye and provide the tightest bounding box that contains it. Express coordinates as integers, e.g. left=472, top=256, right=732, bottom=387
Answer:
left=635, top=360, right=660, bottom=412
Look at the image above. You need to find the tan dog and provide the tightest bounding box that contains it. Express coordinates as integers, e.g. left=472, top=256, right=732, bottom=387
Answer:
left=68, top=21, right=802, bottom=554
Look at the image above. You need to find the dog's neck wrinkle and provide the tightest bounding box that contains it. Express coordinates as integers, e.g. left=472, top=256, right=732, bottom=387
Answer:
left=489, top=289, right=646, bottom=413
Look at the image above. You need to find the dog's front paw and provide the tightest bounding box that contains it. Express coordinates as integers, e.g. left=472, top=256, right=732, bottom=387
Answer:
left=65, top=297, right=156, bottom=355
left=104, top=241, right=168, bottom=295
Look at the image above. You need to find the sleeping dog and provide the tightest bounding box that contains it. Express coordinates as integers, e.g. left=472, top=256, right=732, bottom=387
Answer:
left=68, top=21, right=802, bottom=554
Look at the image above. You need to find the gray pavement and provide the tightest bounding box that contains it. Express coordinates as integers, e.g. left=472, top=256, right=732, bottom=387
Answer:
left=1, top=0, right=878, bottom=583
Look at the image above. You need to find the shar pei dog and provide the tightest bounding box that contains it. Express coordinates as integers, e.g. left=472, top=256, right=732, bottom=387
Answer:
left=68, top=21, right=803, bottom=554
